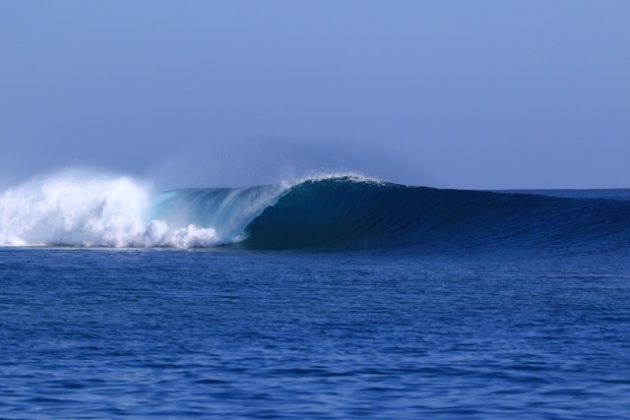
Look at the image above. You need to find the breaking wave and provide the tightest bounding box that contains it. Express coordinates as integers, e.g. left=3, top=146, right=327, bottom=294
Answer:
left=2, top=171, right=630, bottom=251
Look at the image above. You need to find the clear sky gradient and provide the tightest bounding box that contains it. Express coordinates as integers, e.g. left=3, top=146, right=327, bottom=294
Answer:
left=1, top=1, right=629, bottom=189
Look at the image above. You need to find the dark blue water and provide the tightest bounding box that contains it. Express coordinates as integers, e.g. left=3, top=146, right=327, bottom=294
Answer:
left=3, top=246, right=630, bottom=418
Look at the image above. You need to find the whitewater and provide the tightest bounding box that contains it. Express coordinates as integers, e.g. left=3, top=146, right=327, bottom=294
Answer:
left=0, top=172, right=264, bottom=248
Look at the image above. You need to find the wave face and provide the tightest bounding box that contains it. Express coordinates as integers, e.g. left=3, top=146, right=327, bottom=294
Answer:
left=243, top=177, right=630, bottom=251
left=2, top=172, right=630, bottom=251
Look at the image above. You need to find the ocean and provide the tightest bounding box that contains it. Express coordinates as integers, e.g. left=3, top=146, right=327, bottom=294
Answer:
left=2, top=175, right=630, bottom=418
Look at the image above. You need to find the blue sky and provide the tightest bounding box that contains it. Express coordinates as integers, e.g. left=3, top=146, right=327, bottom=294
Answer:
left=1, top=1, right=629, bottom=189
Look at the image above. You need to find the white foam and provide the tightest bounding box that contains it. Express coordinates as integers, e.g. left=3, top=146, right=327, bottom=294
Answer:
left=0, top=172, right=221, bottom=248
left=281, top=171, right=383, bottom=189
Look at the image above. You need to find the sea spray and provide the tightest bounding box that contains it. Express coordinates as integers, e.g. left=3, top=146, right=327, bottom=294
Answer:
left=0, top=173, right=221, bottom=248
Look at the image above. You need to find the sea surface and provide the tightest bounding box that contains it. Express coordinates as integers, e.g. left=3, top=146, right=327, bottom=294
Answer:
left=2, top=176, right=630, bottom=418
